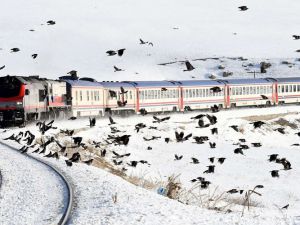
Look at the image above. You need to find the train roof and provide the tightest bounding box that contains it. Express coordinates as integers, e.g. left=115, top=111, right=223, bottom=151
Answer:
left=276, top=77, right=300, bottom=83
left=64, top=79, right=103, bottom=87
left=128, top=81, right=179, bottom=88
left=99, top=81, right=135, bottom=88
left=224, top=78, right=273, bottom=85
left=178, top=80, right=225, bottom=87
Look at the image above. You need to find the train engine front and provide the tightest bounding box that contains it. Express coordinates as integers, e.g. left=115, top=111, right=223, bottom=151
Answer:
left=0, top=76, right=27, bottom=126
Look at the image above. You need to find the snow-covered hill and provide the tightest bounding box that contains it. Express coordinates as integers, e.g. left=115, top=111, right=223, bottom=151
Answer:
left=1, top=0, right=300, bottom=80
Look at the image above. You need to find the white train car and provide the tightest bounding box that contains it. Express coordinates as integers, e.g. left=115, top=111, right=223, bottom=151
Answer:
left=277, top=77, right=300, bottom=104
left=134, top=81, right=180, bottom=113
left=180, top=80, right=226, bottom=110
left=226, top=78, right=275, bottom=108
left=100, top=81, right=136, bottom=115
left=64, top=78, right=105, bottom=117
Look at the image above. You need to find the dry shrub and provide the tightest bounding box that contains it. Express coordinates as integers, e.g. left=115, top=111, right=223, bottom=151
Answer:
left=273, top=118, right=298, bottom=129
left=165, top=175, right=181, bottom=199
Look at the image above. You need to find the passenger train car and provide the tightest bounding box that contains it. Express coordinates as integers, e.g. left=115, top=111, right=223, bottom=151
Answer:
left=1, top=74, right=300, bottom=126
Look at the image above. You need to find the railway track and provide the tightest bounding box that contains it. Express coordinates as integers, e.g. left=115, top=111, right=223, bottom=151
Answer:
left=0, top=140, right=74, bottom=225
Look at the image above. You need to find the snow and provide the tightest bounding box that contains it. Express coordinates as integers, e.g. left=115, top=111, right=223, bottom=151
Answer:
left=0, top=143, right=65, bottom=225
left=0, top=0, right=300, bottom=80
left=1, top=106, right=300, bottom=224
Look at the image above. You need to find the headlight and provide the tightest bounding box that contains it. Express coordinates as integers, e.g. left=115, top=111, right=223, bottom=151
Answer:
left=16, top=102, right=23, bottom=105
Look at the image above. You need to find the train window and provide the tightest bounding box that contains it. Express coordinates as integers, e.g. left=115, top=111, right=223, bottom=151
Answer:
left=139, top=91, right=143, bottom=100
left=39, top=90, right=45, bottom=102
left=285, top=85, right=288, bottom=92
left=87, top=91, right=90, bottom=101
left=281, top=86, right=284, bottom=93
left=293, top=85, right=296, bottom=92
left=75, top=91, right=78, bottom=101
left=289, top=85, right=292, bottom=92
left=80, top=91, right=83, bottom=101
left=298, top=85, right=300, bottom=92
left=199, top=89, right=202, bottom=97
left=249, top=87, right=253, bottom=95
left=91, top=91, right=94, bottom=101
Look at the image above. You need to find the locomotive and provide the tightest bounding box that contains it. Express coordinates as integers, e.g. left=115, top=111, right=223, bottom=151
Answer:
left=1, top=74, right=300, bottom=126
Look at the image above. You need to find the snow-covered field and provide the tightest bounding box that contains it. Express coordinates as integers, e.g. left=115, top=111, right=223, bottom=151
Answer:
left=1, top=106, right=300, bottom=224
left=0, top=0, right=300, bottom=80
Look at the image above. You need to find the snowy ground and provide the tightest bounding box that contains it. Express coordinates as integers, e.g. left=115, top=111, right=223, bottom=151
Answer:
left=0, top=144, right=65, bottom=225
left=0, top=0, right=300, bottom=80
left=1, top=106, right=300, bottom=224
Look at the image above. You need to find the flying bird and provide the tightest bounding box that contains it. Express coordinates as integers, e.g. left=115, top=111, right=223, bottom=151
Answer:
left=11, top=48, right=20, bottom=52
left=32, top=54, right=38, bottom=59
left=0, top=65, right=5, bottom=70
left=47, top=20, right=56, bottom=25
left=183, top=60, right=195, bottom=71
left=114, top=66, right=124, bottom=72
left=238, top=6, right=248, bottom=11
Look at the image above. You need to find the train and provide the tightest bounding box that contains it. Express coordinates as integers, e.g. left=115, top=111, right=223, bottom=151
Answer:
left=1, top=74, right=300, bottom=126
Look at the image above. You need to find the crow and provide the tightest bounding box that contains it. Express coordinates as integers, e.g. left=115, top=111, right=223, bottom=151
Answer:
left=109, top=90, right=117, bottom=98
left=251, top=121, right=265, bottom=129
left=55, top=140, right=66, bottom=153
left=120, top=86, right=128, bottom=94
left=68, top=116, right=77, bottom=120
left=117, top=48, right=126, bottom=56
left=47, top=20, right=56, bottom=25
left=174, top=154, right=183, bottom=160
left=295, top=132, right=300, bottom=136
left=282, top=160, right=292, bottom=170
left=108, top=116, right=116, bottom=125
left=209, top=142, right=216, bottom=148
left=210, top=87, right=221, bottom=93
left=83, top=159, right=93, bottom=165
left=114, top=66, right=124, bottom=72
left=65, top=160, right=73, bottom=167
left=234, top=148, right=244, bottom=155
left=227, top=189, right=239, bottom=194
left=67, top=70, right=77, bottom=76
left=127, top=161, right=138, bottom=167
left=191, top=179, right=198, bottom=183
left=197, top=119, right=210, bottom=128
left=175, top=131, right=192, bottom=142
left=139, top=160, right=150, bottom=165
left=292, top=35, right=300, bottom=40
left=44, top=152, right=54, bottom=158
left=117, top=100, right=127, bottom=107
left=183, top=60, right=195, bottom=71
left=139, top=108, right=148, bottom=115
left=270, top=170, right=279, bottom=178
left=0, top=65, right=5, bottom=70
left=20, top=146, right=29, bottom=154
left=238, top=6, right=248, bottom=11
left=274, top=128, right=285, bottom=134
left=230, top=125, right=239, bottom=132
left=143, top=136, right=161, bottom=141
left=139, top=38, right=148, bottom=44
left=254, top=185, right=264, bottom=189
left=239, top=138, right=246, bottom=143
left=100, top=149, right=106, bottom=157
left=203, top=165, right=215, bottom=173
left=240, top=144, right=249, bottom=149
left=281, top=204, right=289, bottom=209
left=73, top=137, right=83, bottom=146
left=191, top=114, right=206, bottom=120
left=69, top=152, right=81, bottom=162
left=261, top=95, right=268, bottom=100
left=268, top=154, right=278, bottom=162
left=201, top=180, right=211, bottom=189
left=209, top=157, right=215, bottom=163
left=149, top=126, right=158, bottom=130
left=11, top=48, right=20, bottom=52
left=32, top=54, right=38, bottom=59
left=147, top=146, right=152, bottom=150
left=106, top=50, right=116, bottom=56
left=218, top=157, right=226, bottom=164
left=206, top=114, right=217, bottom=125
left=191, top=157, right=200, bottom=164
left=135, top=123, right=146, bottom=132
left=252, top=142, right=262, bottom=147
left=211, top=128, right=218, bottom=135
left=210, top=105, right=220, bottom=113
left=165, top=137, right=170, bottom=143
left=89, top=117, right=96, bottom=127
left=161, top=87, right=167, bottom=91
left=153, top=116, right=170, bottom=123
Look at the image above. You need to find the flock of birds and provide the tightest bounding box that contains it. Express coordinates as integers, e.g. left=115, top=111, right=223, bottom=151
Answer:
left=1, top=101, right=295, bottom=211
left=1, top=5, right=299, bottom=75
